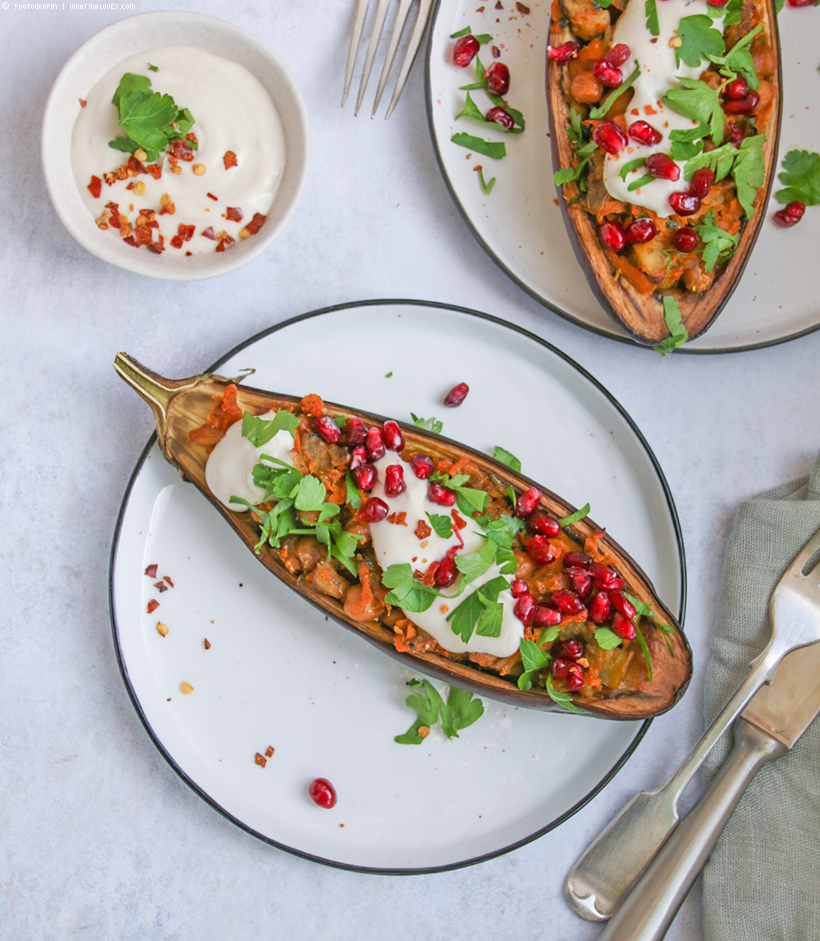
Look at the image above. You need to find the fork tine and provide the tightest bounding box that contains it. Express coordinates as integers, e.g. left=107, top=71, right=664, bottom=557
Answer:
left=355, top=0, right=392, bottom=116
left=371, top=0, right=413, bottom=117
left=342, top=0, right=371, bottom=108
left=788, top=525, right=820, bottom=577
left=383, top=0, right=433, bottom=119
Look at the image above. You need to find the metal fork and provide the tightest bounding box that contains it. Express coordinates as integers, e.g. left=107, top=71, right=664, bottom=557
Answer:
left=342, top=0, right=434, bottom=119
left=565, top=524, right=820, bottom=922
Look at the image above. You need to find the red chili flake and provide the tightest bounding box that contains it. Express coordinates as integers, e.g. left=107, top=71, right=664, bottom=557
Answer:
left=170, top=139, right=194, bottom=162
left=223, top=150, right=238, bottom=170
left=224, top=206, right=243, bottom=222
left=125, top=182, right=134, bottom=191
left=170, top=235, right=184, bottom=249
left=495, top=0, right=503, bottom=7
left=265, top=746, right=274, bottom=758
left=163, top=576, right=174, bottom=587
left=134, top=224, right=153, bottom=247
left=185, top=251, right=192, bottom=256
left=452, top=510, right=467, bottom=530
left=145, top=564, right=158, bottom=578
left=492, top=45, right=501, bottom=57
left=206, top=193, right=218, bottom=201
left=215, top=238, right=230, bottom=252
left=387, top=512, right=408, bottom=526
left=516, top=1, right=529, bottom=11
left=154, top=581, right=168, bottom=593
left=127, top=155, right=147, bottom=175
left=244, top=212, right=267, bottom=235
left=148, top=164, right=162, bottom=179
left=178, top=224, right=195, bottom=241
left=87, top=175, right=102, bottom=199
left=147, top=240, right=165, bottom=254
left=123, top=236, right=137, bottom=247
left=147, top=600, right=159, bottom=614
left=414, top=520, right=432, bottom=540
left=202, top=227, right=216, bottom=240
left=204, top=638, right=211, bottom=649
left=79, top=98, right=87, bottom=108
left=186, top=132, right=199, bottom=145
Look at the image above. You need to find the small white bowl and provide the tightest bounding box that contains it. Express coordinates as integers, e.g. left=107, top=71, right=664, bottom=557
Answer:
left=42, top=12, right=310, bottom=281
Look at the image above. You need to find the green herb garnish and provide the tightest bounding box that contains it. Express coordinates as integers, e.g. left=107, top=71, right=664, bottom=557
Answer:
left=426, top=512, right=454, bottom=540
left=695, top=209, right=740, bottom=272
left=411, top=413, right=443, bottom=433
left=675, top=15, right=725, bottom=68
left=589, top=64, right=640, bottom=120
left=662, top=78, right=724, bottom=146
left=395, top=679, right=484, bottom=744
left=242, top=409, right=300, bottom=448
left=620, top=157, right=647, bottom=181
left=627, top=173, right=655, bottom=193
left=478, top=168, right=497, bottom=194
left=451, top=131, right=507, bottom=160
left=594, top=627, right=623, bottom=650
left=645, top=0, right=660, bottom=36
left=493, top=446, right=521, bottom=472
left=775, top=149, right=820, bottom=206
left=558, top=504, right=590, bottom=527
left=654, top=297, right=689, bottom=356
left=685, top=135, right=766, bottom=218
left=108, top=72, right=196, bottom=162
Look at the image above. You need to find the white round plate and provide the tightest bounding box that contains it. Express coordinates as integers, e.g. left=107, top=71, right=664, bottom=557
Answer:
left=426, top=1, right=820, bottom=352
left=110, top=300, right=685, bottom=872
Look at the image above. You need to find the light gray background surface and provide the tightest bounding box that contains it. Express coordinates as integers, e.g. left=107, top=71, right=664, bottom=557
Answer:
left=2, top=2, right=818, bottom=939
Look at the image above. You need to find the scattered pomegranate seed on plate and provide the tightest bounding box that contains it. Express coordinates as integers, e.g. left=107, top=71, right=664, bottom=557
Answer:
left=308, top=778, right=337, bottom=809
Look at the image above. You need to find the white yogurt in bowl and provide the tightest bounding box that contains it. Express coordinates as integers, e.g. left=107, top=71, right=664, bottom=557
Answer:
left=42, top=12, right=309, bottom=281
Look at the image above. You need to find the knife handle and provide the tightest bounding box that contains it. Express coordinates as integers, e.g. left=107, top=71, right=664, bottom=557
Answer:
left=596, top=720, right=787, bottom=941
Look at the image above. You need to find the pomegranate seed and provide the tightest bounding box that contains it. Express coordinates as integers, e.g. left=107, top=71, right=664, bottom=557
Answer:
left=569, top=571, right=594, bottom=599
left=558, top=638, right=585, bottom=661
left=788, top=0, right=815, bottom=5
left=313, top=415, right=341, bottom=444
left=628, top=120, right=663, bottom=146
left=592, top=59, right=623, bottom=88
left=551, top=589, right=585, bottom=615
left=610, top=576, right=625, bottom=590
left=547, top=41, right=580, bottom=63
left=669, top=191, right=701, bottom=216
left=344, top=417, right=367, bottom=445
left=384, top=464, right=406, bottom=496
left=729, top=124, right=744, bottom=148
left=308, top=778, right=337, bottom=808
left=708, top=0, right=729, bottom=6
left=409, top=453, right=435, bottom=479
left=443, top=382, right=469, bottom=406
left=358, top=497, right=389, bottom=522
left=483, top=61, right=510, bottom=96
left=611, top=612, right=637, bottom=641
left=516, top=487, right=542, bottom=518
left=453, top=34, right=479, bottom=67
left=514, top=593, right=537, bottom=626
left=486, top=106, right=515, bottom=129
left=724, top=91, right=760, bottom=115
left=725, top=76, right=749, bottom=101
left=349, top=445, right=367, bottom=470
left=510, top=579, right=528, bottom=598
left=352, top=463, right=376, bottom=491
left=566, top=663, right=584, bottom=691
left=624, top=217, right=657, bottom=244
left=435, top=556, right=457, bottom=588
left=563, top=551, right=593, bottom=569
left=592, top=120, right=627, bottom=155
left=774, top=200, right=806, bottom=227
left=688, top=167, right=715, bottom=199
left=366, top=427, right=386, bottom=461
left=382, top=420, right=404, bottom=451
left=672, top=227, right=700, bottom=252
left=599, top=220, right=626, bottom=252
left=605, top=43, right=631, bottom=66
left=609, top=589, right=637, bottom=621
left=528, top=535, right=558, bottom=566
left=551, top=657, right=570, bottom=680
left=529, top=510, right=561, bottom=537
left=589, top=591, right=612, bottom=624
left=429, top=481, right=457, bottom=506
left=534, top=605, right=562, bottom=627
left=646, top=152, right=680, bottom=181
left=590, top=563, right=620, bottom=589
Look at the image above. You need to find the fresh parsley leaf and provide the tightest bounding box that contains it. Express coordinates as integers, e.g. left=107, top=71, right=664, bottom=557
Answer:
left=645, top=0, right=659, bottom=36
left=554, top=158, right=593, bottom=186
left=440, top=686, right=485, bottom=738
left=411, top=413, right=443, bottom=433
left=433, top=471, right=489, bottom=516
left=382, top=564, right=440, bottom=613
left=385, top=371, right=393, bottom=377
left=557, top=504, right=590, bottom=527
left=670, top=124, right=711, bottom=144
left=111, top=72, right=152, bottom=108
left=473, top=33, right=493, bottom=44
left=718, top=0, right=744, bottom=24
left=450, top=25, right=472, bottom=37
left=537, top=624, right=561, bottom=645
left=589, top=64, right=640, bottom=120
left=242, top=409, right=299, bottom=447
left=775, top=149, right=820, bottom=206
left=695, top=209, right=740, bottom=272
left=620, top=157, right=647, bottom=181
left=451, top=132, right=507, bottom=160
left=662, top=78, right=724, bottom=146
left=493, top=446, right=521, bottom=472
left=686, top=136, right=766, bottom=218
left=517, top=638, right=550, bottom=690
left=596, top=0, right=615, bottom=7
left=670, top=138, right=704, bottom=162
left=294, top=475, right=328, bottom=512
left=634, top=625, right=654, bottom=682
left=454, top=540, right=497, bottom=582
left=426, top=512, right=454, bottom=539
left=546, top=674, right=582, bottom=713
left=774, top=0, right=784, bottom=11
left=628, top=173, right=655, bottom=193
left=455, top=90, right=486, bottom=123
left=720, top=24, right=762, bottom=89
left=676, top=15, right=724, bottom=68
left=478, top=168, right=496, bottom=194
left=654, top=296, right=689, bottom=356
left=594, top=627, right=623, bottom=650
left=147, top=63, right=159, bottom=72
left=118, top=90, right=179, bottom=154
left=395, top=679, right=444, bottom=744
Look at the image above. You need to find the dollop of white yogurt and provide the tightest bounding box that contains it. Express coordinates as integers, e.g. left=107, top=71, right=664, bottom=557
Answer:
left=603, top=0, right=720, bottom=217
left=205, top=413, right=295, bottom=510
left=72, top=46, right=285, bottom=253
left=369, top=454, right=523, bottom=657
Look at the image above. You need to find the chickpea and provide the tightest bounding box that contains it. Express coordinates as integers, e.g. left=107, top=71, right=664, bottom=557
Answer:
left=571, top=71, right=604, bottom=104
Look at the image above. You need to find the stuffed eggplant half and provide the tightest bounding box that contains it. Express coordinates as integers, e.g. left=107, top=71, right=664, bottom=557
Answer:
left=548, top=0, right=780, bottom=346
left=114, top=353, right=691, bottom=719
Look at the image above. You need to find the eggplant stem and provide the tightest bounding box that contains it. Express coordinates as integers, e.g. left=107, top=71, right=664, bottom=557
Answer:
left=113, top=353, right=200, bottom=445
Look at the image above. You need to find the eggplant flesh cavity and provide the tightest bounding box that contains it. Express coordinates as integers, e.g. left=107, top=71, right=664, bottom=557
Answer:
left=114, top=353, right=691, bottom=719
left=548, top=0, right=782, bottom=345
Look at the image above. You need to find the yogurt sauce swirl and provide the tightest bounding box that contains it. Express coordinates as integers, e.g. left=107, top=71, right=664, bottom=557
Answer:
left=603, top=0, right=722, bottom=217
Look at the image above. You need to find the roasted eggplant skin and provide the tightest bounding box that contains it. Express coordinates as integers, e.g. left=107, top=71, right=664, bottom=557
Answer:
left=114, top=353, right=692, bottom=719
left=547, top=0, right=782, bottom=345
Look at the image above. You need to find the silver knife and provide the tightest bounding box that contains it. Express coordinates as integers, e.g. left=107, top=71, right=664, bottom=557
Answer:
left=596, top=638, right=820, bottom=941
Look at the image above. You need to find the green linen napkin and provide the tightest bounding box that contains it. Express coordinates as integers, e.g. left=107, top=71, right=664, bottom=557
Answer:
left=702, top=455, right=820, bottom=941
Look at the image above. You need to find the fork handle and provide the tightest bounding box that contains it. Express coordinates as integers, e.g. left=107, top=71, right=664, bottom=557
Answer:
left=565, top=645, right=780, bottom=921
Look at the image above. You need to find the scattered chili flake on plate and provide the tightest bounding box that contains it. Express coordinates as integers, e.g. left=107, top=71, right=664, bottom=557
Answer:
left=145, top=564, right=158, bottom=578
left=265, top=746, right=274, bottom=758
left=255, top=752, right=267, bottom=768
left=204, top=638, right=211, bottom=649
left=147, top=599, right=159, bottom=614
left=223, top=150, right=238, bottom=170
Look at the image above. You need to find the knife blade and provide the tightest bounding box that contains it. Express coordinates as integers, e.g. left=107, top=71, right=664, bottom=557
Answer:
left=597, top=638, right=820, bottom=941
